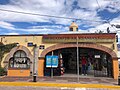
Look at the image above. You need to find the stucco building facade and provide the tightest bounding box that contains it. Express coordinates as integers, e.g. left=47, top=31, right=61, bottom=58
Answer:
left=0, top=22, right=119, bottom=79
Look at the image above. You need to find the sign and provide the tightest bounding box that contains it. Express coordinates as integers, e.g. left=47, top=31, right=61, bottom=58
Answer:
left=46, top=55, right=58, bottom=68
left=46, top=56, right=52, bottom=67
left=52, top=56, right=58, bottom=67
left=95, top=55, right=100, bottom=58
left=39, top=45, right=45, bottom=49
left=27, top=42, right=33, bottom=47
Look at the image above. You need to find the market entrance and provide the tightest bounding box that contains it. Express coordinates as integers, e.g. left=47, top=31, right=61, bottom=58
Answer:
left=44, top=47, right=113, bottom=77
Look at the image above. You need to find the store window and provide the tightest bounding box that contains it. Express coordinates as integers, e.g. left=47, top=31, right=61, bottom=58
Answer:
left=9, top=50, right=30, bottom=69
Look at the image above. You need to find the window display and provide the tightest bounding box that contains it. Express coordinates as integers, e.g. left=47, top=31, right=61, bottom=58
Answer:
left=9, top=50, right=30, bottom=69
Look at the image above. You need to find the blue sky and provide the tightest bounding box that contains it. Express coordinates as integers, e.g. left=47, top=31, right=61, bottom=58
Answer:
left=0, top=0, right=120, bottom=37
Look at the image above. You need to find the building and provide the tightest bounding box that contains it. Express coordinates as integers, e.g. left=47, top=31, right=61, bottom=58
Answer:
left=117, top=44, right=120, bottom=66
left=0, top=22, right=119, bottom=79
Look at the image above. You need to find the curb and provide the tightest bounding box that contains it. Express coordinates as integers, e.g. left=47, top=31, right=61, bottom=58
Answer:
left=0, top=82, right=120, bottom=89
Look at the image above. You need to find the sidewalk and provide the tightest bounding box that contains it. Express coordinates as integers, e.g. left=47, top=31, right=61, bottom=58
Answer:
left=0, top=76, right=119, bottom=89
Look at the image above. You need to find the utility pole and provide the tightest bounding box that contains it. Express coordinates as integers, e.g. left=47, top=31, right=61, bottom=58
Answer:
left=76, top=36, right=79, bottom=82
left=33, top=44, right=39, bottom=82
left=51, top=51, right=53, bottom=78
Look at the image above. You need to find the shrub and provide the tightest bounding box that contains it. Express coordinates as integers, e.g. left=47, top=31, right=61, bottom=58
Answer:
left=0, top=67, right=7, bottom=76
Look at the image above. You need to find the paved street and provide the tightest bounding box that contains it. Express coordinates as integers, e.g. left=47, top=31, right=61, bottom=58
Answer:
left=0, top=86, right=117, bottom=90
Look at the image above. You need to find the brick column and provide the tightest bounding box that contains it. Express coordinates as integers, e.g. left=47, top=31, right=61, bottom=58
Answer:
left=38, top=57, right=45, bottom=76
left=113, top=58, right=119, bottom=79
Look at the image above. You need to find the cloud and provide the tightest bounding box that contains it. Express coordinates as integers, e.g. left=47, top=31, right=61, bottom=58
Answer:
left=30, top=25, right=65, bottom=29
left=0, top=0, right=105, bottom=24
left=23, top=24, right=68, bottom=34
left=0, top=21, right=15, bottom=30
left=7, top=32, right=19, bottom=35
left=19, top=28, right=66, bottom=34
left=0, top=0, right=68, bottom=23
left=0, top=0, right=120, bottom=37
left=88, top=23, right=119, bottom=33
left=77, top=0, right=110, bottom=11
left=106, top=0, right=120, bottom=13
left=110, top=16, right=120, bottom=25
left=1, top=24, right=68, bottom=34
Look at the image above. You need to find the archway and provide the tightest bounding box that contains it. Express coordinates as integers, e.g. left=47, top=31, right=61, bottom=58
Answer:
left=40, top=43, right=117, bottom=58
left=4, top=45, right=33, bottom=69
left=40, top=43, right=117, bottom=78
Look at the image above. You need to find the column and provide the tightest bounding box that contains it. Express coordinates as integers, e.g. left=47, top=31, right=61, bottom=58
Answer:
left=38, top=57, right=45, bottom=76
left=113, top=58, right=119, bottom=79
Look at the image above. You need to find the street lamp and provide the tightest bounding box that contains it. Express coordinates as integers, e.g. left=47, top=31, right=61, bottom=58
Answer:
left=33, top=44, right=37, bottom=82
left=27, top=42, right=39, bottom=82
left=76, top=36, right=79, bottom=82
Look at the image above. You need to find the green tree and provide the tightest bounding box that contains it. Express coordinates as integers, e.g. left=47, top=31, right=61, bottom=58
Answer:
left=0, top=43, right=18, bottom=67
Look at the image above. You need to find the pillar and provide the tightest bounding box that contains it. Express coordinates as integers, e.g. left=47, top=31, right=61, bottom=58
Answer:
left=38, top=57, right=45, bottom=76
left=113, top=58, right=119, bottom=79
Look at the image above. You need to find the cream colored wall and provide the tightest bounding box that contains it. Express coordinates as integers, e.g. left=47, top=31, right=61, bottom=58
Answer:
left=114, top=37, right=118, bottom=56
left=39, top=43, right=57, bottom=55
left=73, top=27, right=77, bottom=32
left=97, top=39, right=118, bottom=56
left=1, top=36, right=41, bottom=67
left=1, top=36, right=58, bottom=67
left=98, top=43, right=113, bottom=49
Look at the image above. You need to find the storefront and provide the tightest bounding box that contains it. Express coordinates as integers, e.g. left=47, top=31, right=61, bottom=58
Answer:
left=1, top=22, right=119, bottom=79
left=44, top=47, right=113, bottom=77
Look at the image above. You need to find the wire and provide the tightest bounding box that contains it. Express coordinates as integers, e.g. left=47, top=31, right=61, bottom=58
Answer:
left=0, top=8, right=106, bottom=23
left=96, top=0, right=120, bottom=25
left=95, top=0, right=111, bottom=24
left=107, top=0, right=120, bottom=22
left=95, top=0, right=119, bottom=34
left=96, top=0, right=101, bottom=9
left=0, top=8, right=76, bottom=20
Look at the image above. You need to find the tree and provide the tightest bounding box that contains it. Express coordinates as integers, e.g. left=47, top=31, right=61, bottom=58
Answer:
left=0, top=43, right=18, bottom=67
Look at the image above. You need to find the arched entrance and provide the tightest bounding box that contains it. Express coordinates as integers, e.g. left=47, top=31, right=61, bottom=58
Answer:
left=4, top=45, right=33, bottom=76
left=41, top=43, right=117, bottom=58
left=40, top=43, right=118, bottom=79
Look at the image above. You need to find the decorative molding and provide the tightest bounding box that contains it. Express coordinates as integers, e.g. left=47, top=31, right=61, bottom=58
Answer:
left=4, top=45, right=33, bottom=64
left=40, top=43, right=117, bottom=59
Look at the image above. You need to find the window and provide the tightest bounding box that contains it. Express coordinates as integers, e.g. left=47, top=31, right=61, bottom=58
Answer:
left=13, top=50, right=26, bottom=57
left=70, top=28, right=73, bottom=31
left=9, top=50, right=30, bottom=69
left=39, top=45, right=45, bottom=49
left=76, top=28, right=78, bottom=31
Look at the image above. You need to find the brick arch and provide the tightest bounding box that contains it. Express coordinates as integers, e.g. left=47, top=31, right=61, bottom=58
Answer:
left=40, top=43, right=117, bottom=58
left=4, top=45, right=33, bottom=64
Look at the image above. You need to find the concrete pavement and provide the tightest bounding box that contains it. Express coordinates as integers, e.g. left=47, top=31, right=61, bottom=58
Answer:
left=0, top=86, right=117, bottom=90
left=0, top=75, right=119, bottom=89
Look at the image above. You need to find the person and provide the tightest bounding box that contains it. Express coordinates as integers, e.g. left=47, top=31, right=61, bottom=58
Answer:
left=87, top=58, right=91, bottom=72
left=81, top=56, right=87, bottom=75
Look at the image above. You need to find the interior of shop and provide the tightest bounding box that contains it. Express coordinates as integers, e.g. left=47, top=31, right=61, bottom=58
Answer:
left=44, top=47, right=113, bottom=77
